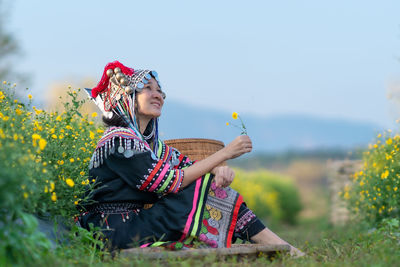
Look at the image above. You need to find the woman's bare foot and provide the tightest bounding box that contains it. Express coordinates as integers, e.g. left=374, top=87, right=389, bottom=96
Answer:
left=251, top=228, right=305, bottom=258
left=289, top=245, right=306, bottom=257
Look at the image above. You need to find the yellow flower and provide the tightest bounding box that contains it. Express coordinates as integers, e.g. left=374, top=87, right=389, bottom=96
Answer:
left=23, top=192, right=29, bottom=199
left=359, top=181, right=365, bottom=186
left=69, top=158, right=74, bottom=163
left=381, top=170, right=389, bottom=179
left=51, top=192, right=57, bottom=202
left=32, top=133, right=41, bottom=140
left=51, top=134, right=57, bottom=139
left=74, top=200, right=79, bottom=205
left=386, top=138, right=393, bottom=145
left=97, top=129, right=104, bottom=134
left=13, top=134, right=18, bottom=141
left=28, top=94, right=32, bottom=100
left=57, top=160, right=64, bottom=165
left=377, top=133, right=382, bottom=138
left=226, top=122, right=229, bottom=126
left=15, top=108, right=23, bottom=115
left=89, top=131, right=95, bottom=140
left=394, top=187, right=398, bottom=192
left=232, top=112, right=238, bottom=120
left=50, top=181, right=55, bottom=192
left=59, top=134, right=64, bottom=139
left=39, top=138, right=47, bottom=150
left=80, top=171, right=85, bottom=176
left=65, top=178, right=75, bottom=187
left=91, top=112, right=98, bottom=118
left=56, top=115, right=62, bottom=121
left=44, top=186, right=48, bottom=193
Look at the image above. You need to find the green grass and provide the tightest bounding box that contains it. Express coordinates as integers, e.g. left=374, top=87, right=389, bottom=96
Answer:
left=9, top=216, right=396, bottom=267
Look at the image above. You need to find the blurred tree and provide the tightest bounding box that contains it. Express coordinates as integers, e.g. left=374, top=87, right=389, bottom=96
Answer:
left=0, top=0, right=25, bottom=83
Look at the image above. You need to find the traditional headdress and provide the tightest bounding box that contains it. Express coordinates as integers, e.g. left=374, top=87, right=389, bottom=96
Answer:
left=85, top=61, right=165, bottom=154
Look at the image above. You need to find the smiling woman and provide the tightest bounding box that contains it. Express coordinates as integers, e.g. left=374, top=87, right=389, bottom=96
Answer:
left=79, top=61, right=302, bottom=256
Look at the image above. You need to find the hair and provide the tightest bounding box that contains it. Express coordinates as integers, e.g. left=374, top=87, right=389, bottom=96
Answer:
left=102, top=113, right=155, bottom=137
left=102, top=113, right=128, bottom=128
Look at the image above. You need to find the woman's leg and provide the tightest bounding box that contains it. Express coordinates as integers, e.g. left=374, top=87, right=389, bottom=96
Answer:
left=250, top=228, right=304, bottom=256
left=233, top=203, right=266, bottom=242
left=234, top=203, right=305, bottom=257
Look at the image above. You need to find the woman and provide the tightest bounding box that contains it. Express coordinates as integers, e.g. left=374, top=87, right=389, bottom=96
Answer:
left=80, top=61, right=303, bottom=256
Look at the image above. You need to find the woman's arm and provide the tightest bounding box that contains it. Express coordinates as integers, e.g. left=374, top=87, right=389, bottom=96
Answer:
left=180, top=135, right=252, bottom=188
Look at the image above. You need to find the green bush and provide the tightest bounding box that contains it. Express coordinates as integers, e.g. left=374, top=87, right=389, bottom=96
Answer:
left=231, top=168, right=302, bottom=224
left=346, top=132, right=400, bottom=225
left=0, top=81, right=103, bottom=264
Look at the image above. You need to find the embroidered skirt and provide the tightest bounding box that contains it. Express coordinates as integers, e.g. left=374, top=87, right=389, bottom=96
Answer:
left=80, top=174, right=245, bottom=249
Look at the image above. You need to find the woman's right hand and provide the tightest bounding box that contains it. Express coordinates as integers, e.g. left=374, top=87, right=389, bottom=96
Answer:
left=224, top=135, right=252, bottom=160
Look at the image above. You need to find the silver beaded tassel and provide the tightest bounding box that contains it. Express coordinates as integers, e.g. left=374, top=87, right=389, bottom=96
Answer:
left=89, top=136, right=148, bottom=169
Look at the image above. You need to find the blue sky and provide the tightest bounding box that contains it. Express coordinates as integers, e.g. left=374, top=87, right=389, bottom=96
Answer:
left=7, top=0, right=400, bottom=127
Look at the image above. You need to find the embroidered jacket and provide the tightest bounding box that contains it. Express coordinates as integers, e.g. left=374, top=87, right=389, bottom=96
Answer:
left=86, top=127, right=194, bottom=204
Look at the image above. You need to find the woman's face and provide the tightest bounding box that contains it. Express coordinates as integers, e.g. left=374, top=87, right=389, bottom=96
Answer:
left=135, top=77, right=164, bottom=120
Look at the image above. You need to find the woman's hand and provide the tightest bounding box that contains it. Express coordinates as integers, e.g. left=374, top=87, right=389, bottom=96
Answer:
left=213, top=166, right=235, bottom=188
left=180, top=136, right=250, bottom=188
left=223, top=135, right=252, bottom=160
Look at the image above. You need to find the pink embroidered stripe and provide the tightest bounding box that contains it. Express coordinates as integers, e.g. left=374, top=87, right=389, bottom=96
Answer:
left=179, top=178, right=202, bottom=240
left=149, top=163, right=170, bottom=192
left=140, top=243, right=151, bottom=248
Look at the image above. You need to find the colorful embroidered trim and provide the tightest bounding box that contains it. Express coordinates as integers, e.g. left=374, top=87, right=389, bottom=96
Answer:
left=179, top=173, right=211, bottom=242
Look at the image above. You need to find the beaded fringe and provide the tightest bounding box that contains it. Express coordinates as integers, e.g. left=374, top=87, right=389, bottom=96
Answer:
left=89, top=135, right=148, bottom=169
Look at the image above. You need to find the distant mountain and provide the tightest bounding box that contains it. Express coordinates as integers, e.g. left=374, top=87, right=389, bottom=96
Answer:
left=158, top=100, right=383, bottom=152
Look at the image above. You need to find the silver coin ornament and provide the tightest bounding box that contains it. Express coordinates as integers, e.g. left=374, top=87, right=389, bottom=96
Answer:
left=118, top=146, right=125, bottom=153
left=125, top=86, right=133, bottom=94
left=161, top=91, right=166, bottom=99
left=137, top=82, right=144, bottom=89
left=145, top=73, right=152, bottom=80
left=124, top=149, right=134, bottom=158
left=116, top=73, right=124, bottom=81
left=114, top=67, right=121, bottom=74
left=120, top=78, right=128, bottom=86
left=115, top=94, right=121, bottom=101
left=106, top=69, right=114, bottom=77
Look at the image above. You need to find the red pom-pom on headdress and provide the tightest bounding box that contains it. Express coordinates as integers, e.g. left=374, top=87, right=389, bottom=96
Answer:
left=91, top=61, right=134, bottom=98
